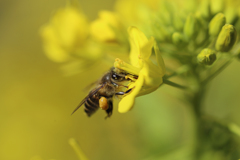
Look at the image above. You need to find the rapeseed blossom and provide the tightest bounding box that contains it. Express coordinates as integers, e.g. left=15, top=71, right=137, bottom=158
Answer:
left=114, top=27, right=165, bottom=113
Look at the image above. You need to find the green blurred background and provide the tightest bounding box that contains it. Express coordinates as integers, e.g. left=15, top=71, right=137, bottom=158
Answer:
left=1, top=0, right=240, bottom=160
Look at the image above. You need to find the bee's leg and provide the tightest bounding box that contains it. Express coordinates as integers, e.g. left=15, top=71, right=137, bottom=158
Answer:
left=115, top=88, right=132, bottom=95
left=105, top=100, right=113, bottom=119
left=111, top=82, right=128, bottom=88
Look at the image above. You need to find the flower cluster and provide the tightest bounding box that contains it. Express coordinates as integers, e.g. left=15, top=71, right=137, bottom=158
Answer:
left=41, top=0, right=240, bottom=159
left=41, top=0, right=240, bottom=112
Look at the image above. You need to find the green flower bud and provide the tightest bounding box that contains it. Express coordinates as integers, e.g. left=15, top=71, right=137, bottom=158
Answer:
left=184, top=13, right=198, bottom=39
left=209, top=13, right=226, bottom=37
left=172, top=32, right=186, bottom=46
left=197, top=48, right=217, bottom=65
left=215, top=24, right=237, bottom=52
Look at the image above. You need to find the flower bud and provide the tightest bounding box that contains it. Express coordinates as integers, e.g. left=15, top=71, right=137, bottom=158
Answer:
left=209, top=13, right=226, bottom=37
left=172, top=32, right=186, bottom=47
left=215, top=24, right=237, bottom=52
left=184, top=13, right=198, bottom=39
left=197, top=48, right=217, bottom=65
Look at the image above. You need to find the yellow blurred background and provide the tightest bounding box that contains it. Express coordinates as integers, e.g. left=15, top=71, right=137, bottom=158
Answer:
left=1, top=0, right=240, bottom=160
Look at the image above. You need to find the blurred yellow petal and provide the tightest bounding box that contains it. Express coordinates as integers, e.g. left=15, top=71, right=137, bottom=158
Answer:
left=115, top=0, right=156, bottom=26
left=40, top=5, right=89, bottom=62
left=41, top=25, right=71, bottom=62
left=51, top=7, right=89, bottom=48
left=43, top=42, right=71, bottom=62
left=99, top=11, right=120, bottom=28
left=115, top=0, right=139, bottom=25
left=90, top=11, right=121, bottom=42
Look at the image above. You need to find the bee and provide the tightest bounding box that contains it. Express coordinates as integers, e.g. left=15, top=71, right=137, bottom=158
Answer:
left=71, top=67, right=137, bottom=118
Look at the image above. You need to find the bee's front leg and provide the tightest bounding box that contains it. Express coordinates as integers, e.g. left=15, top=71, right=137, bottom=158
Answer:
left=115, top=88, right=132, bottom=95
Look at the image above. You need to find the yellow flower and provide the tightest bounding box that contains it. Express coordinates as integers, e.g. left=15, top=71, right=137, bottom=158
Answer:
left=90, top=11, right=122, bottom=43
left=114, top=27, right=165, bottom=113
left=40, top=5, right=89, bottom=62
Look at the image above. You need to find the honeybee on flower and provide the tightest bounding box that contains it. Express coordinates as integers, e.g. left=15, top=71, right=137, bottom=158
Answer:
left=40, top=0, right=240, bottom=158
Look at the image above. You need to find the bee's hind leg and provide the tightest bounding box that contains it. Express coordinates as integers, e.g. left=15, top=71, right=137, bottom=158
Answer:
left=105, top=100, right=113, bottom=119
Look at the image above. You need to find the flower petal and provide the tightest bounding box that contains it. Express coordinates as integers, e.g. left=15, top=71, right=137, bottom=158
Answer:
left=140, top=37, right=155, bottom=60
left=154, top=44, right=166, bottom=75
left=141, top=60, right=163, bottom=87
left=114, top=58, right=141, bottom=75
left=118, top=73, right=144, bottom=113
left=128, top=26, right=149, bottom=66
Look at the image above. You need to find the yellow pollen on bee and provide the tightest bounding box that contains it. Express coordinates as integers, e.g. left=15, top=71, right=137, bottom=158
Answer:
left=99, top=97, right=108, bottom=110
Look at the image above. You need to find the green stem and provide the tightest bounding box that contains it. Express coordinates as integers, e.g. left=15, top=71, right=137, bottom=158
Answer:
left=162, top=78, right=188, bottom=89
left=191, top=85, right=207, bottom=160
left=201, top=60, right=232, bottom=85
left=69, top=138, right=89, bottom=160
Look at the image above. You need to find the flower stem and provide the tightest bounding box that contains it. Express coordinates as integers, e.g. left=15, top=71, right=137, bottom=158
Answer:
left=69, top=138, right=89, bottom=160
left=201, top=60, right=232, bottom=85
left=162, top=78, right=188, bottom=89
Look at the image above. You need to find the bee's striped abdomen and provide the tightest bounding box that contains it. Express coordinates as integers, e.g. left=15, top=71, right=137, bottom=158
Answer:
left=84, top=94, right=99, bottom=117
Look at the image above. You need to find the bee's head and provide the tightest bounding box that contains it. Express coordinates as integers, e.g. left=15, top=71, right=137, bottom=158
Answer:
left=110, top=67, right=126, bottom=82
left=100, top=68, right=125, bottom=84
left=111, top=72, right=125, bottom=81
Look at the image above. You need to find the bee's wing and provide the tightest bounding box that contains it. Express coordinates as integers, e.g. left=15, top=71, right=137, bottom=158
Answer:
left=71, top=83, right=106, bottom=115
left=83, top=80, right=98, bottom=92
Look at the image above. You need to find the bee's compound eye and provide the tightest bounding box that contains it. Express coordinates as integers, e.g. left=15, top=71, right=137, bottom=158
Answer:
left=112, top=73, right=123, bottom=81
left=112, top=74, right=117, bottom=80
